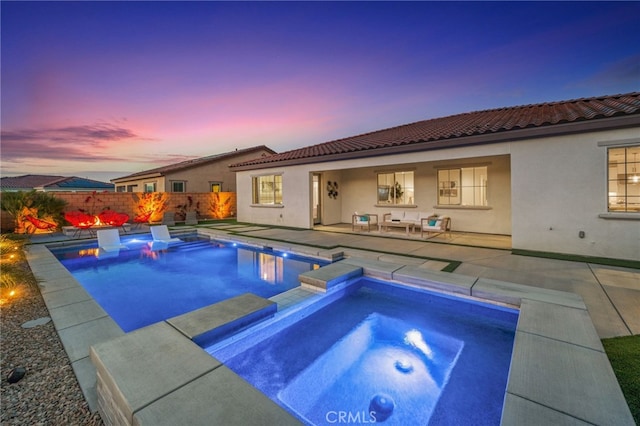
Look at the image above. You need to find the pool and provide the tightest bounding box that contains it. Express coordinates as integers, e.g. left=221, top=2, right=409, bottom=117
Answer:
left=51, top=235, right=326, bottom=332
left=209, top=278, right=518, bottom=425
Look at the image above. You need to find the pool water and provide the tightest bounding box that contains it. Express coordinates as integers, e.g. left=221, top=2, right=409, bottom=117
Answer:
left=210, top=278, right=518, bottom=425
left=51, top=236, right=326, bottom=332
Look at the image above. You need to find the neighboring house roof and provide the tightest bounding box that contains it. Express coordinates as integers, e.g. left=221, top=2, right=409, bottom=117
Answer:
left=112, top=145, right=276, bottom=183
left=231, top=92, right=640, bottom=170
left=0, top=174, right=114, bottom=191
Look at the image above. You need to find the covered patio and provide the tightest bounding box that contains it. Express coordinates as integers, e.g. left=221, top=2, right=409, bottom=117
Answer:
left=314, top=223, right=512, bottom=250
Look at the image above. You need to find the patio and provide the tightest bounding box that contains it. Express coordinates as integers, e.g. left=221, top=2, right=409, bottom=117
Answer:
left=18, top=223, right=639, bottom=425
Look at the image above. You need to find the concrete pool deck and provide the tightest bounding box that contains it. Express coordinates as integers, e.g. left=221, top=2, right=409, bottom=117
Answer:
left=25, top=225, right=638, bottom=425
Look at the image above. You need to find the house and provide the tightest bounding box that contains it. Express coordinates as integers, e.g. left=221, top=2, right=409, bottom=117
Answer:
left=0, top=175, right=114, bottom=192
left=231, top=92, right=640, bottom=261
left=111, top=145, right=276, bottom=193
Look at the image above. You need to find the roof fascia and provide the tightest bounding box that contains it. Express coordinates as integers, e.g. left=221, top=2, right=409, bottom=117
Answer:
left=112, top=173, right=163, bottom=183
left=231, top=114, right=640, bottom=171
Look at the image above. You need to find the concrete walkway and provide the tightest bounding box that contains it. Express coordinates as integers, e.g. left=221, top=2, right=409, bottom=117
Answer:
left=220, top=224, right=639, bottom=339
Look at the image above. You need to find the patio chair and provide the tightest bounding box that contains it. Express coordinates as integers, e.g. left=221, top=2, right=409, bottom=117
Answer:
left=352, top=212, right=376, bottom=232
left=150, top=225, right=181, bottom=244
left=65, top=211, right=98, bottom=238
left=98, top=210, right=130, bottom=232
left=420, top=216, right=452, bottom=239
left=185, top=211, right=198, bottom=226
left=97, top=229, right=127, bottom=252
left=24, top=215, right=57, bottom=233
left=161, top=212, right=175, bottom=226
left=132, top=212, right=152, bottom=230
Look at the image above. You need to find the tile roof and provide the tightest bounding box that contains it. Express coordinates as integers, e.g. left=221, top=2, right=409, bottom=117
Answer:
left=232, top=92, right=640, bottom=169
left=112, top=145, right=276, bottom=181
left=0, top=175, right=113, bottom=190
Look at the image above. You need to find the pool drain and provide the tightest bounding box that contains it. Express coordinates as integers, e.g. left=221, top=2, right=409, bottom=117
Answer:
left=369, top=393, right=394, bottom=422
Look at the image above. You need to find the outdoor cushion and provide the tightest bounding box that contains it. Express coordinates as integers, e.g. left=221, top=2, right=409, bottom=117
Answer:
left=404, top=211, right=420, bottom=222
left=428, top=219, right=437, bottom=226
left=390, top=211, right=404, bottom=221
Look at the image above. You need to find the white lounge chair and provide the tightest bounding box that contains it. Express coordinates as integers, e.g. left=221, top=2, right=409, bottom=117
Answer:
left=97, top=229, right=127, bottom=252
left=150, top=225, right=181, bottom=244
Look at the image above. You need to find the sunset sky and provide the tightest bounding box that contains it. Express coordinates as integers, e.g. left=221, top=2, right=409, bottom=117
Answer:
left=2, top=1, right=639, bottom=183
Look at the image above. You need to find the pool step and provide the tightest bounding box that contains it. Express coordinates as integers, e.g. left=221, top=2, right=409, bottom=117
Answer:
left=167, top=293, right=277, bottom=347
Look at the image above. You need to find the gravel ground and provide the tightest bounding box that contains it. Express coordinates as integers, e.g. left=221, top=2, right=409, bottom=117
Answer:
left=1, top=284, right=103, bottom=425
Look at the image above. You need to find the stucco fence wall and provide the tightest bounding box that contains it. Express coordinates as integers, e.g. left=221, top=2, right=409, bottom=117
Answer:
left=0, top=192, right=236, bottom=233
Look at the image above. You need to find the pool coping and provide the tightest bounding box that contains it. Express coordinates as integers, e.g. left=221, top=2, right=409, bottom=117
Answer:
left=24, top=229, right=634, bottom=425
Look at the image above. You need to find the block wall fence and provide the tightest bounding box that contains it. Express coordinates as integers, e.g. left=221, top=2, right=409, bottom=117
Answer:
left=0, top=192, right=237, bottom=233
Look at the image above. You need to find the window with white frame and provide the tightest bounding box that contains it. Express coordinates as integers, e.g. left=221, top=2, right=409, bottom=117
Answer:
left=127, top=185, right=137, bottom=192
left=377, top=171, right=414, bottom=204
left=608, top=145, right=640, bottom=212
left=252, top=174, right=282, bottom=205
left=116, top=186, right=126, bottom=192
left=171, top=181, right=186, bottom=193
left=144, top=182, right=156, bottom=193
left=437, top=166, right=487, bottom=206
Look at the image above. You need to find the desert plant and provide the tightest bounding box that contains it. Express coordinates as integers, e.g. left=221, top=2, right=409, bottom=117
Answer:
left=209, top=192, right=233, bottom=219
left=80, top=191, right=109, bottom=215
left=133, top=192, right=170, bottom=223
left=175, top=196, right=200, bottom=220
left=0, top=234, right=38, bottom=300
left=0, top=191, right=67, bottom=233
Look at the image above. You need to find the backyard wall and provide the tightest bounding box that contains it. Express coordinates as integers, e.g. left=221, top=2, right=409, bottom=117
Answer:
left=0, top=192, right=237, bottom=232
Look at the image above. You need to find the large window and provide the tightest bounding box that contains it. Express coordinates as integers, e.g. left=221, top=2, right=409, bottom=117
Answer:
left=608, top=146, right=640, bottom=212
left=252, top=174, right=282, bottom=205
left=377, top=171, right=414, bottom=204
left=438, top=166, right=487, bottom=206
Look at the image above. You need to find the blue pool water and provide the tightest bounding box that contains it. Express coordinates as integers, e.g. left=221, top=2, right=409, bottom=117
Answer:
left=210, top=278, right=518, bottom=425
left=51, top=235, right=326, bottom=332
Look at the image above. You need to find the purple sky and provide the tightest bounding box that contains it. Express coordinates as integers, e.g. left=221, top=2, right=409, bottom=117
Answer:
left=2, top=1, right=639, bottom=182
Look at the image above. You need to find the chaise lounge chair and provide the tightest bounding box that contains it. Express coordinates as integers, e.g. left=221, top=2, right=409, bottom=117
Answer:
left=97, top=229, right=128, bottom=252
left=150, top=225, right=181, bottom=244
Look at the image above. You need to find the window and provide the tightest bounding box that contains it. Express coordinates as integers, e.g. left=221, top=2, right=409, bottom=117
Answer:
left=252, top=175, right=282, bottom=204
left=116, top=186, right=126, bottom=192
left=438, top=166, right=487, bottom=206
left=211, top=182, right=222, bottom=193
left=608, top=145, right=640, bottom=212
left=144, top=182, right=156, bottom=193
left=171, top=181, right=186, bottom=193
left=377, top=171, right=414, bottom=204
left=127, top=185, right=137, bottom=192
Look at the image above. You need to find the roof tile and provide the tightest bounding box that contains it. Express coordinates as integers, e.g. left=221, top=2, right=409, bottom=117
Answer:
left=232, top=92, right=640, bottom=168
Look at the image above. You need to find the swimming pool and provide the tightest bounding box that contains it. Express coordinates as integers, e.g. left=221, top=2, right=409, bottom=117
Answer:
left=51, top=235, right=326, bottom=332
left=209, top=278, right=518, bottom=425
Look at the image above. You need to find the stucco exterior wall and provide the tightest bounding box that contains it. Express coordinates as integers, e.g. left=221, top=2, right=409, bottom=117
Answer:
left=511, top=128, right=640, bottom=261
left=237, top=143, right=512, bottom=232
left=237, top=127, right=639, bottom=260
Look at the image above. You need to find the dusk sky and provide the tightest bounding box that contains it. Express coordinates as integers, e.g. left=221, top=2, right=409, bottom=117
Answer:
left=1, top=1, right=639, bottom=183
